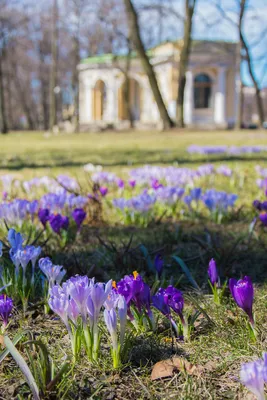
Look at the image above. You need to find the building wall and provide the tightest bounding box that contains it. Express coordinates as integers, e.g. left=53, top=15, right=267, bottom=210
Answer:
left=78, top=41, right=238, bottom=127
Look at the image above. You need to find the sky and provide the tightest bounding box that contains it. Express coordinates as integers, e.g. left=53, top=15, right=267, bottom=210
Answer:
left=138, top=0, right=267, bottom=87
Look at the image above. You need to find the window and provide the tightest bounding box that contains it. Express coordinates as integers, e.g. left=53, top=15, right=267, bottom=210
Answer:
left=194, top=74, right=212, bottom=109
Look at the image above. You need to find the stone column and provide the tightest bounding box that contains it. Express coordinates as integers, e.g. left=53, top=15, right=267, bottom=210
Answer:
left=214, top=67, right=226, bottom=126
left=85, top=80, right=93, bottom=123
left=104, top=74, right=118, bottom=123
left=184, top=70, right=193, bottom=125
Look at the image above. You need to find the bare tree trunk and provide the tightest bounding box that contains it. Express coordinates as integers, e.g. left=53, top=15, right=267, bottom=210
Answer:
left=239, top=0, right=264, bottom=126
left=13, top=67, right=35, bottom=130
left=6, top=58, right=13, bottom=130
left=235, top=2, right=245, bottom=130
left=49, top=0, right=59, bottom=131
left=123, top=41, right=134, bottom=128
left=123, top=0, right=174, bottom=130
left=72, top=35, right=80, bottom=132
left=0, top=53, right=8, bottom=134
left=176, top=0, right=196, bottom=128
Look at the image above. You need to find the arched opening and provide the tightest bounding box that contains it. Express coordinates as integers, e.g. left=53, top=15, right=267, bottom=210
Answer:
left=118, top=78, right=142, bottom=122
left=194, top=74, right=212, bottom=109
left=92, top=80, right=107, bottom=120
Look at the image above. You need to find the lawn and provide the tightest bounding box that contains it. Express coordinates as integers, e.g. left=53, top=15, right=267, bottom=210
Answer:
left=1, top=129, right=267, bottom=399
left=2, top=129, right=267, bottom=176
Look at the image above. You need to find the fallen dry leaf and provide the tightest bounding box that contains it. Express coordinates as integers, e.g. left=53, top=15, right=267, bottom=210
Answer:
left=151, top=356, right=204, bottom=381
left=0, top=335, right=5, bottom=348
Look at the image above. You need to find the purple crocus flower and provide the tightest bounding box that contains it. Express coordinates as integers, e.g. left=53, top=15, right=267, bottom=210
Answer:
left=49, top=285, right=70, bottom=328
left=27, top=200, right=39, bottom=216
left=154, top=254, right=164, bottom=277
left=38, top=208, right=50, bottom=227
left=229, top=276, right=254, bottom=325
left=261, top=201, right=267, bottom=211
left=240, top=355, right=267, bottom=400
left=104, top=308, right=117, bottom=347
left=7, top=228, right=23, bottom=252
left=152, top=292, right=170, bottom=316
left=128, top=179, right=136, bottom=188
left=117, top=179, right=125, bottom=189
left=115, top=272, right=152, bottom=320
left=208, top=259, right=219, bottom=286
left=49, top=214, right=69, bottom=234
left=163, top=286, right=184, bottom=322
left=116, top=272, right=143, bottom=305
left=65, top=275, right=93, bottom=323
left=72, top=208, right=86, bottom=229
left=68, top=298, right=80, bottom=325
left=89, top=280, right=112, bottom=324
left=259, top=213, right=267, bottom=226
left=99, top=186, right=108, bottom=197
left=0, top=294, right=13, bottom=327
left=39, top=257, right=66, bottom=288
left=61, top=216, right=69, bottom=230
left=151, top=179, right=163, bottom=190
left=49, top=214, right=64, bottom=234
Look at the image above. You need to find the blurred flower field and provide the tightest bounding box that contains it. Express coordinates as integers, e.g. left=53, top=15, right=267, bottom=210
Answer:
left=1, top=130, right=267, bottom=399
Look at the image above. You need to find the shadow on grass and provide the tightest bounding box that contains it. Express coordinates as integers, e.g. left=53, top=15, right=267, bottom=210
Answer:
left=0, top=150, right=267, bottom=171
left=50, top=220, right=267, bottom=287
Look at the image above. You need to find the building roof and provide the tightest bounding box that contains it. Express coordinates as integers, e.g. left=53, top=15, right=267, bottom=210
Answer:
left=80, top=39, right=237, bottom=65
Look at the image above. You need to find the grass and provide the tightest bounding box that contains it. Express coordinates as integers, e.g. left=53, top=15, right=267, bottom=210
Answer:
left=1, top=129, right=267, bottom=177
left=1, top=129, right=267, bottom=399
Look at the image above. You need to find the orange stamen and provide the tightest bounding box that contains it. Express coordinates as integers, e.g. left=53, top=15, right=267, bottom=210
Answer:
left=133, top=271, right=139, bottom=280
left=112, top=280, right=117, bottom=289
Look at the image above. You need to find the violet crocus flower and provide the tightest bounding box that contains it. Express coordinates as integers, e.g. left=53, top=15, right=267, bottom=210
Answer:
left=208, top=259, right=219, bottom=286
left=240, top=355, right=267, bottom=400
left=49, top=214, right=63, bottom=234
left=229, top=276, right=254, bottom=325
left=49, top=214, right=69, bottom=234
left=49, top=285, right=70, bottom=329
left=99, top=186, right=108, bottom=197
left=72, top=208, right=86, bottom=229
left=117, top=179, right=125, bottom=189
left=154, top=254, right=164, bottom=277
left=39, top=257, right=66, bottom=288
left=7, top=228, right=23, bottom=252
left=61, top=216, right=69, bottom=230
left=116, top=272, right=144, bottom=306
left=0, top=294, right=13, bottom=327
left=65, top=275, right=93, bottom=323
left=89, top=280, right=112, bottom=324
left=117, top=295, right=127, bottom=344
left=152, top=292, right=170, bottom=316
left=0, top=241, right=2, bottom=258
left=151, top=179, right=163, bottom=190
left=259, top=213, right=267, bottom=226
left=38, top=208, right=50, bottom=227
left=128, top=179, right=136, bottom=188
left=162, top=286, right=184, bottom=323
left=104, top=308, right=117, bottom=347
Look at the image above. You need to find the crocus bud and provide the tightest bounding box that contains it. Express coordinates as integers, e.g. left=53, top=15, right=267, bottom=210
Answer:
left=229, top=276, right=254, bottom=325
left=72, top=208, right=86, bottom=229
left=259, top=213, right=267, bottom=226
left=154, top=254, right=164, bottom=277
left=99, top=187, right=108, bottom=197
left=253, top=200, right=262, bottom=211
left=128, top=180, right=136, bottom=188
left=0, top=294, right=13, bottom=327
left=208, top=259, right=219, bottom=286
left=38, top=208, right=50, bottom=227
